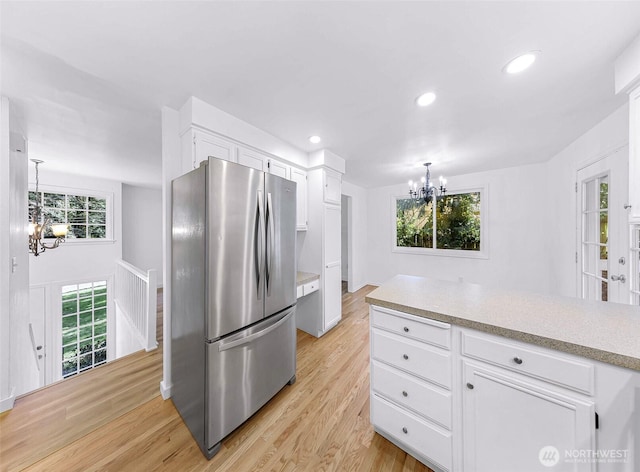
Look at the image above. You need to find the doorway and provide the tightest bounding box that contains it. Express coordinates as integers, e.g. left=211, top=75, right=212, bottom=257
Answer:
left=576, top=146, right=629, bottom=304
left=341, top=194, right=351, bottom=294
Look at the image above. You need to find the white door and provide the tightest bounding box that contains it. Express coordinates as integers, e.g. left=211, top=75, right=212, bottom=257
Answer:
left=462, top=362, right=594, bottom=472
left=577, top=147, right=629, bottom=304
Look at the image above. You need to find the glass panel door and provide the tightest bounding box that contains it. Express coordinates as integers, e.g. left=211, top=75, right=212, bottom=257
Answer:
left=576, top=147, right=629, bottom=304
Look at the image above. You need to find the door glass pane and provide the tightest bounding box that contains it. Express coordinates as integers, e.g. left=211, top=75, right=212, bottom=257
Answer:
left=581, top=175, right=609, bottom=302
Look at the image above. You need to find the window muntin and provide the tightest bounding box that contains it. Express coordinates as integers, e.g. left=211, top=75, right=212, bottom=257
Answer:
left=61, top=281, right=108, bottom=378
left=395, top=190, right=483, bottom=254
left=28, top=191, right=108, bottom=239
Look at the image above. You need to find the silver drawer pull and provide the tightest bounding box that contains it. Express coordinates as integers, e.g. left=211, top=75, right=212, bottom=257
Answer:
left=402, top=354, right=409, bottom=360
left=513, top=356, right=523, bottom=365
left=403, top=326, right=409, bottom=332
left=402, top=427, right=408, bottom=434
left=402, top=390, right=408, bottom=397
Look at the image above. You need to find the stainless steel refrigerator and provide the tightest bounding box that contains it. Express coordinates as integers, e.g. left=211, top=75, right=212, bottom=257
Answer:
left=171, top=157, right=297, bottom=459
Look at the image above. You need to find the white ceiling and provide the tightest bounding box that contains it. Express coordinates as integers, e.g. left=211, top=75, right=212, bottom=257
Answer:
left=2, top=1, right=640, bottom=188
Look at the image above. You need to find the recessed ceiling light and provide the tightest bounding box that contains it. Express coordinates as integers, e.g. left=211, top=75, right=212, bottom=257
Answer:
left=416, top=92, right=436, bottom=107
left=504, top=52, right=538, bottom=74
left=309, top=135, right=321, bottom=144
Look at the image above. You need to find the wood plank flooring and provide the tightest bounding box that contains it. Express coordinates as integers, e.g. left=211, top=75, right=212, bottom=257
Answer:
left=1, top=286, right=433, bottom=472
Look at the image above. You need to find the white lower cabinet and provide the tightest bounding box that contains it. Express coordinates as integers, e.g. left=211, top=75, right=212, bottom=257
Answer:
left=462, top=361, right=594, bottom=472
left=369, top=305, right=640, bottom=472
left=370, top=306, right=453, bottom=471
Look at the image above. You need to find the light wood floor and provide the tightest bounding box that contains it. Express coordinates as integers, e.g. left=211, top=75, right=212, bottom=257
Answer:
left=1, top=287, right=433, bottom=472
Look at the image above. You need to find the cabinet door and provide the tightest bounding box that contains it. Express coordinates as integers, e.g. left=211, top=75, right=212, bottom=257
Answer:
left=267, top=159, right=289, bottom=179
left=237, top=146, right=265, bottom=171
left=462, top=362, right=595, bottom=472
left=323, top=264, right=341, bottom=330
left=323, top=204, right=342, bottom=331
left=291, top=168, right=308, bottom=230
left=194, top=131, right=236, bottom=168
left=629, top=85, right=640, bottom=223
left=324, top=169, right=342, bottom=204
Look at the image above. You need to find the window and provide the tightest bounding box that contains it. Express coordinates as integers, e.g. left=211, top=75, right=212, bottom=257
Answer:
left=394, top=189, right=485, bottom=256
left=28, top=190, right=108, bottom=239
left=61, top=281, right=108, bottom=378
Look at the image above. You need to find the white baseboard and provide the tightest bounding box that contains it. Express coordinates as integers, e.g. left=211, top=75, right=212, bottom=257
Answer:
left=348, top=281, right=371, bottom=293
left=160, top=380, right=172, bottom=400
left=0, top=387, right=16, bottom=413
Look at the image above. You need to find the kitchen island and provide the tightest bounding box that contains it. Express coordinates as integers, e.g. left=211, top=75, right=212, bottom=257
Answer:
left=366, top=275, right=640, bottom=472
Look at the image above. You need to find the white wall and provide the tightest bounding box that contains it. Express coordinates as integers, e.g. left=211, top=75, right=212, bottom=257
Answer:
left=546, top=104, right=629, bottom=298
left=0, top=97, right=14, bottom=410
left=9, top=134, right=34, bottom=397
left=122, top=184, right=163, bottom=275
left=365, top=163, right=550, bottom=293
left=341, top=194, right=348, bottom=281
left=342, top=180, right=368, bottom=292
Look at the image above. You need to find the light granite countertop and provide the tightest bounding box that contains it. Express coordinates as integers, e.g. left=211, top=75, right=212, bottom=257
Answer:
left=366, top=275, right=640, bottom=371
left=297, top=271, right=319, bottom=286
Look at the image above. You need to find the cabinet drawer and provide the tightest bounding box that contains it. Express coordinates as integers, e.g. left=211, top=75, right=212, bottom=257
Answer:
left=303, top=279, right=319, bottom=296
left=461, top=331, right=594, bottom=395
left=372, top=361, right=451, bottom=429
left=296, top=285, right=304, bottom=299
left=372, top=329, right=451, bottom=389
left=372, top=394, right=452, bottom=472
left=371, top=306, right=450, bottom=349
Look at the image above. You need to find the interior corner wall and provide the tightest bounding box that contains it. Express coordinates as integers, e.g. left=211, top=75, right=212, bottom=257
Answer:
left=122, top=184, right=163, bottom=276
left=545, top=103, right=629, bottom=298
left=0, top=97, right=14, bottom=409
left=341, top=180, right=368, bottom=292
left=365, top=163, right=549, bottom=293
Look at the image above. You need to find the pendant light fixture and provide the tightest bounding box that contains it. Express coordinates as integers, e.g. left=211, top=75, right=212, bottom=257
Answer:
left=28, top=159, right=68, bottom=256
left=408, top=162, right=447, bottom=204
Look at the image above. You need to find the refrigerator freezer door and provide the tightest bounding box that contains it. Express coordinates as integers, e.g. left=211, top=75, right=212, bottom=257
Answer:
left=207, top=158, right=265, bottom=340
left=264, top=173, right=297, bottom=317
left=206, top=307, right=296, bottom=454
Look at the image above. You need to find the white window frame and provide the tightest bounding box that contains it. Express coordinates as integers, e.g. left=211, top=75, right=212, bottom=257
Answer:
left=392, top=185, right=489, bottom=259
left=51, top=275, right=114, bottom=383
left=28, top=183, right=115, bottom=244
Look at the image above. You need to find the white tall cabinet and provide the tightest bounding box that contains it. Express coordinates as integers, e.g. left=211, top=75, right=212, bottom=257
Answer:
left=296, top=167, right=343, bottom=337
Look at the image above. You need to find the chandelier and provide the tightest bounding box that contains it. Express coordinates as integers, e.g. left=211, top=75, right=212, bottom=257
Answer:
left=29, top=159, right=68, bottom=256
left=408, top=162, right=447, bottom=204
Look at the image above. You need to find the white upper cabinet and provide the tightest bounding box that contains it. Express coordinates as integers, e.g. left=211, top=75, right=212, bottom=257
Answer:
left=267, top=159, right=289, bottom=179
left=628, top=85, right=640, bottom=223
left=236, top=146, right=266, bottom=171
left=290, top=168, right=308, bottom=231
left=187, top=129, right=237, bottom=170
left=181, top=127, right=309, bottom=233
left=323, top=169, right=341, bottom=205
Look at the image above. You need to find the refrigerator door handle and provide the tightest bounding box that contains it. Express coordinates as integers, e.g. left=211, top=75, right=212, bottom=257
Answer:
left=218, top=311, right=292, bottom=351
left=256, top=190, right=265, bottom=300
left=266, top=192, right=276, bottom=296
